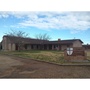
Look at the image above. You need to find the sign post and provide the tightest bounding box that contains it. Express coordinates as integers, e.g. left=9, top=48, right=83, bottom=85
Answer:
left=64, top=47, right=87, bottom=61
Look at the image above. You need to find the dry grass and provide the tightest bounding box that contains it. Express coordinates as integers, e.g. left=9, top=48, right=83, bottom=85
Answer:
left=0, top=50, right=65, bottom=64
left=1, top=50, right=90, bottom=64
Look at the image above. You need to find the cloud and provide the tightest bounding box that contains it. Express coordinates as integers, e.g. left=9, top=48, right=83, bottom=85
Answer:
left=0, top=11, right=9, bottom=18
left=0, top=11, right=90, bottom=33
left=18, top=12, right=90, bottom=33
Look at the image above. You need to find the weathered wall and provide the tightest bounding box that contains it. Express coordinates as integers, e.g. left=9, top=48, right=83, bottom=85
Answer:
left=2, top=37, right=16, bottom=51
left=8, top=43, right=12, bottom=51
left=27, top=45, right=31, bottom=50
left=2, top=37, right=8, bottom=51
left=73, top=40, right=82, bottom=47
left=61, top=45, right=67, bottom=50
left=12, top=44, right=15, bottom=51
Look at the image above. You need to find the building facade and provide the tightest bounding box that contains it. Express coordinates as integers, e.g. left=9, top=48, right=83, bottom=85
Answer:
left=83, top=44, right=90, bottom=50
left=1, top=35, right=83, bottom=51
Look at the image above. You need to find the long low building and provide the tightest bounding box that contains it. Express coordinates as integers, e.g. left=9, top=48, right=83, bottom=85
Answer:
left=1, top=35, right=83, bottom=51
left=83, top=44, right=90, bottom=50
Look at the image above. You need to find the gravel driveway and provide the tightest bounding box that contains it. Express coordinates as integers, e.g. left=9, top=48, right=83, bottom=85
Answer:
left=0, top=54, right=90, bottom=78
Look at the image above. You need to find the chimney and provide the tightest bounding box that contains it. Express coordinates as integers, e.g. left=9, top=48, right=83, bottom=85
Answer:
left=58, top=38, right=61, bottom=41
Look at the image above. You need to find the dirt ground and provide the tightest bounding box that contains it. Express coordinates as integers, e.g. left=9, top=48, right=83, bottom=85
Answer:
left=0, top=54, right=90, bottom=78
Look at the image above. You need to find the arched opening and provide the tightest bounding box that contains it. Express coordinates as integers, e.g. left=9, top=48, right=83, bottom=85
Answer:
left=0, top=45, right=2, bottom=50
left=15, top=44, right=18, bottom=50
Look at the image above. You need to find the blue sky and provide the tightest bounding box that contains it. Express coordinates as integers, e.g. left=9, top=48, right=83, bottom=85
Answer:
left=0, top=11, right=90, bottom=44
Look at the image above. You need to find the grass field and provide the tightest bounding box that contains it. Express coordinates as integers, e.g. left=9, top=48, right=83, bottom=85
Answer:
left=0, top=50, right=65, bottom=64
left=0, top=50, right=90, bottom=64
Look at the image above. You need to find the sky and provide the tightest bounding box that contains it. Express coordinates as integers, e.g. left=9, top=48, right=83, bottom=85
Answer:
left=0, top=0, right=90, bottom=89
left=0, top=11, right=90, bottom=44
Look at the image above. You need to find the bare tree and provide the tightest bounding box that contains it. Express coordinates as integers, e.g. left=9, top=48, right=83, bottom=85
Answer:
left=35, top=33, right=51, bottom=40
left=5, top=29, right=28, bottom=38
left=5, top=30, right=29, bottom=51
left=35, top=33, right=51, bottom=50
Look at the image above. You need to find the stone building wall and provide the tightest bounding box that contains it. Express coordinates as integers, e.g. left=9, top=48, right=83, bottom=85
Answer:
left=73, top=40, right=82, bottom=47
left=2, top=37, right=16, bottom=51
left=61, top=45, right=67, bottom=50
left=2, top=37, right=8, bottom=51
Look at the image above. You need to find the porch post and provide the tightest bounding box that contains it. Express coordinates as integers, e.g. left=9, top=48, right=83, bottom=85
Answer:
left=12, top=43, right=15, bottom=51
left=52, top=45, right=54, bottom=50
